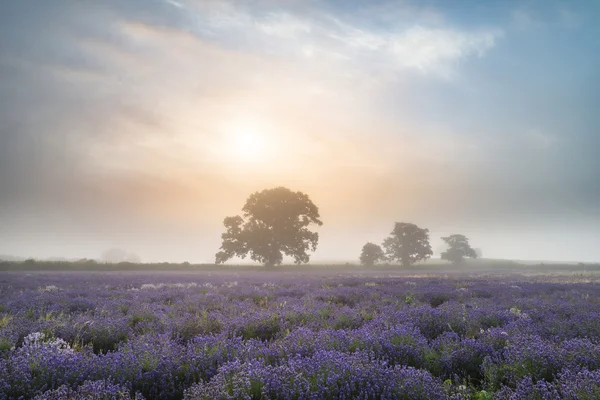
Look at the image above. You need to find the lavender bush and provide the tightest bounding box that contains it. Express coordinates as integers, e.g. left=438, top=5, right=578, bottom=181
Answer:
left=1, top=271, right=600, bottom=399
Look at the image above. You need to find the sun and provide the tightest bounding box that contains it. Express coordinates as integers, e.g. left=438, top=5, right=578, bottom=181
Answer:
left=232, top=126, right=266, bottom=159
left=225, top=116, right=270, bottom=162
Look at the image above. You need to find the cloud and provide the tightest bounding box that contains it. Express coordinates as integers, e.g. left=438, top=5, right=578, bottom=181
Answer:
left=164, top=0, right=184, bottom=9
left=175, top=1, right=502, bottom=79
left=387, top=26, right=501, bottom=77
left=1, top=0, right=598, bottom=262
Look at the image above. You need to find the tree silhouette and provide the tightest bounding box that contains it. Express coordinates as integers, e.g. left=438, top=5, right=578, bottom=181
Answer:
left=441, top=234, right=477, bottom=264
left=215, top=187, right=323, bottom=267
left=382, top=222, right=432, bottom=267
left=360, top=242, right=386, bottom=267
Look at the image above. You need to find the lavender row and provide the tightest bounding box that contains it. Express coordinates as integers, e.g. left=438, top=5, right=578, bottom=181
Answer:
left=1, top=272, right=600, bottom=399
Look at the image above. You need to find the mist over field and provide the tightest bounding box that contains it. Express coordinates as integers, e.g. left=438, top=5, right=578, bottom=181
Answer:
left=0, top=0, right=599, bottom=265
left=4, top=4, right=600, bottom=399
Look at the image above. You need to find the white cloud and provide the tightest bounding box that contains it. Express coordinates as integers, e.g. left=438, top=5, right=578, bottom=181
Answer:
left=164, top=0, right=184, bottom=9
left=178, top=1, right=502, bottom=79
left=258, top=12, right=313, bottom=38
left=388, top=26, right=501, bottom=77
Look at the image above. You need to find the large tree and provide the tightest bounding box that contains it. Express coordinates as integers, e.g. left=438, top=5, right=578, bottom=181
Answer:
left=360, top=242, right=386, bottom=267
left=382, top=222, right=433, bottom=267
left=215, top=187, right=323, bottom=267
left=441, top=234, right=477, bottom=264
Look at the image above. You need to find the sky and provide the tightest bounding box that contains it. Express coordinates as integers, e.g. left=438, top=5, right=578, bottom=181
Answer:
left=0, top=0, right=599, bottom=263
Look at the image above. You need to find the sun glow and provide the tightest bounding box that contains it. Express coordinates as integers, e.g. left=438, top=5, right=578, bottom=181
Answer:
left=232, top=126, right=266, bottom=159
left=224, top=115, right=271, bottom=162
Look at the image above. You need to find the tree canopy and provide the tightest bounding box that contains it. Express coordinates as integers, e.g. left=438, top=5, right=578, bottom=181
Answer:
left=382, top=222, right=433, bottom=267
left=359, top=242, right=386, bottom=267
left=215, top=187, right=323, bottom=267
left=441, top=234, right=477, bottom=264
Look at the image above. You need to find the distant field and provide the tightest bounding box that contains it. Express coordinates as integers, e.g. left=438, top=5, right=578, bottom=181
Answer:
left=1, top=270, right=600, bottom=398
left=1, top=258, right=599, bottom=276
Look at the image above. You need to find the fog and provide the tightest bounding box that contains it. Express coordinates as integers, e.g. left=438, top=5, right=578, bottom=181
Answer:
left=1, top=1, right=599, bottom=263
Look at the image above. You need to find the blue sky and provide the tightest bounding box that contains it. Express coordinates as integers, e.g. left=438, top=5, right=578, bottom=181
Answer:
left=0, top=0, right=598, bottom=262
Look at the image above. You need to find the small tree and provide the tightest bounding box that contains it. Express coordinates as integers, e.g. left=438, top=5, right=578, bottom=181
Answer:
left=215, top=187, right=323, bottom=267
left=441, top=234, right=477, bottom=264
left=360, top=242, right=386, bottom=267
left=101, top=249, right=140, bottom=264
left=101, top=248, right=128, bottom=263
left=382, top=222, right=433, bottom=267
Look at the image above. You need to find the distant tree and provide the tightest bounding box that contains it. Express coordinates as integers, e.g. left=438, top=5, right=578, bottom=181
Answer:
left=124, top=253, right=141, bottom=264
left=77, top=258, right=98, bottom=266
left=102, top=248, right=127, bottom=263
left=441, top=234, right=477, bottom=264
left=382, top=223, right=433, bottom=267
left=360, top=242, right=386, bottom=267
left=102, top=249, right=140, bottom=264
left=215, top=187, right=323, bottom=267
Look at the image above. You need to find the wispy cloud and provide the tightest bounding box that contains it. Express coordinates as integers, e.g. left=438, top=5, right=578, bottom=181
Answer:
left=174, top=1, right=502, bottom=79
left=164, top=0, right=184, bottom=9
left=387, top=26, right=501, bottom=77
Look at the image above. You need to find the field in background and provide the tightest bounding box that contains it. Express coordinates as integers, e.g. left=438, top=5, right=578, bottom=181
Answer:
left=1, top=258, right=599, bottom=276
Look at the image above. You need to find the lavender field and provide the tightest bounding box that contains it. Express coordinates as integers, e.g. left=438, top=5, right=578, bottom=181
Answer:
left=1, top=270, right=600, bottom=399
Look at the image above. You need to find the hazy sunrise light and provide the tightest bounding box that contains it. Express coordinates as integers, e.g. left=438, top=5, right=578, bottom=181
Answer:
left=0, top=0, right=598, bottom=263
left=3, top=3, right=600, bottom=398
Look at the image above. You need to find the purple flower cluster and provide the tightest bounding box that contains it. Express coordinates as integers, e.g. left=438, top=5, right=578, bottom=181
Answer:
left=495, top=369, right=600, bottom=399
left=0, top=272, right=600, bottom=399
left=185, top=350, right=445, bottom=400
left=32, top=380, right=144, bottom=400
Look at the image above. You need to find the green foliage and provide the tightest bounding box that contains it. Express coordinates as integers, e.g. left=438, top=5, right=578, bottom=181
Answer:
left=382, top=222, right=433, bottom=266
left=482, top=348, right=559, bottom=392
left=390, top=334, right=416, bottom=347
left=423, top=348, right=443, bottom=376
left=128, top=311, right=157, bottom=333
left=441, top=234, right=478, bottom=264
left=359, top=242, right=386, bottom=267
left=332, top=314, right=362, bottom=330
left=81, top=326, right=129, bottom=354
left=0, top=337, right=13, bottom=353
left=249, top=379, right=265, bottom=399
left=174, top=312, right=222, bottom=342
left=0, top=315, right=12, bottom=329
left=239, top=315, right=281, bottom=341
left=428, top=294, right=449, bottom=308
left=474, top=390, right=493, bottom=400
left=215, top=187, right=323, bottom=267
